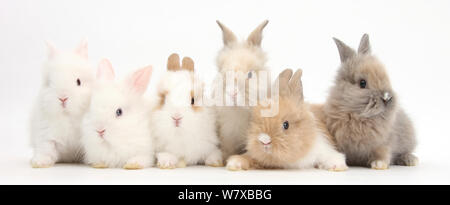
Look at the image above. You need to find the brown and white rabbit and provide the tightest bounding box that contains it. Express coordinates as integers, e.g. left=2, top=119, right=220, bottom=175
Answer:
left=226, top=69, right=348, bottom=171
left=314, top=34, right=418, bottom=169
left=152, top=54, right=223, bottom=169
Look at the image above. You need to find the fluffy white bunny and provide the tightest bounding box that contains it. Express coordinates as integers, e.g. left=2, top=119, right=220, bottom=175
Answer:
left=81, top=59, right=154, bottom=169
left=29, top=40, right=93, bottom=168
left=152, top=53, right=223, bottom=169
left=214, top=20, right=270, bottom=159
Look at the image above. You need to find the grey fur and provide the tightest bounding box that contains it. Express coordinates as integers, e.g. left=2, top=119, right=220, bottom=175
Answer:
left=333, top=37, right=355, bottom=63
left=358, top=34, right=371, bottom=55
left=323, top=34, right=418, bottom=168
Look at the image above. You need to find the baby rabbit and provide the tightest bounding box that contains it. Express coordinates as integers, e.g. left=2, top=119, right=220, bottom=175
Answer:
left=152, top=53, right=222, bottom=169
left=30, top=40, right=93, bottom=168
left=226, top=69, right=348, bottom=171
left=81, top=59, right=154, bottom=169
left=317, top=34, right=417, bottom=169
left=215, top=20, right=270, bottom=159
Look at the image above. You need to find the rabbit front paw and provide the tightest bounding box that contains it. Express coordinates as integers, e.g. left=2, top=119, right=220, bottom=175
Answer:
left=205, top=150, right=224, bottom=167
left=31, top=154, right=55, bottom=168
left=91, top=162, right=108, bottom=169
left=156, top=152, right=178, bottom=169
left=318, top=161, right=348, bottom=172
left=371, top=160, right=389, bottom=170
left=123, top=163, right=144, bottom=170
left=123, top=155, right=152, bottom=169
left=318, top=153, right=348, bottom=171
left=326, top=164, right=348, bottom=172
left=226, top=155, right=250, bottom=171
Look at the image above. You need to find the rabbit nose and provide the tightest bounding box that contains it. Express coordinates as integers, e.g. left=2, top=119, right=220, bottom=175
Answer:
left=58, top=97, right=68, bottom=108
left=96, top=129, right=106, bottom=138
left=172, top=113, right=183, bottom=120
left=382, top=92, right=392, bottom=105
left=258, top=133, right=272, bottom=145
left=171, top=114, right=183, bottom=127
left=227, top=88, right=239, bottom=98
left=171, top=116, right=183, bottom=121
left=59, top=97, right=68, bottom=102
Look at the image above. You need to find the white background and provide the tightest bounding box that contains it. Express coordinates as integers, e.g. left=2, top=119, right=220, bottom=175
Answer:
left=1, top=0, right=449, bottom=184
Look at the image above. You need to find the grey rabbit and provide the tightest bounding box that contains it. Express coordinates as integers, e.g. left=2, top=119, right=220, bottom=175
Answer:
left=312, top=34, right=418, bottom=169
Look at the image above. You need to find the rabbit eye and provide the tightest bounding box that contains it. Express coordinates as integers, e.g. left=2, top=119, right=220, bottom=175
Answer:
left=191, top=97, right=195, bottom=105
left=283, top=121, right=289, bottom=130
left=359, top=79, right=367, bottom=89
left=76, top=78, right=81, bottom=86
left=116, top=108, right=122, bottom=117
left=247, top=71, right=253, bottom=79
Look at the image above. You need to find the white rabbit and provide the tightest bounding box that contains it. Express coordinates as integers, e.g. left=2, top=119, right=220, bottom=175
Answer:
left=152, top=53, right=223, bottom=169
left=214, top=20, right=270, bottom=159
left=29, top=40, right=93, bottom=168
left=81, top=59, right=154, bottom=169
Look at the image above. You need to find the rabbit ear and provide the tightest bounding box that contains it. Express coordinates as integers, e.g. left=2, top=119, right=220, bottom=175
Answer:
left=74, top=39, right=88, bottom=59
left=275, top=69, right=293, bottom=97
left=97, top=59, right=115, bottom=81
left=167, top=53, right=181, bottom=71
left=216, top=20, right=237, bottom=47
left=46, top=41, right=58, bottom=59
left=181, top=57, right=194, bottom=72
left=358, top=33, right=371, bottom=55
left=289, top=69, right=304, bottom=102
left=333, top=37, right=356, bottom=63
left=247, top=20, right=269, bottom=47
left=128, top=65, right=152, bottom=95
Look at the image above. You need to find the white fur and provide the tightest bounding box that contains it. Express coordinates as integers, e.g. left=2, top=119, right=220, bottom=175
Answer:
left=226, top=157, right=245, bottom=171
left=257, top=133, right=271, bottom=144
left=81, top=73, right=154, bottom=168
left=156, top=152, right=179, bottom=168
left=371, top=160, right=389, bottom=169
left=153, top=71, right=222, bottom=167
left=291, top=130, right=348, bottom=171
left=30, top=49, right=93, bottom=167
